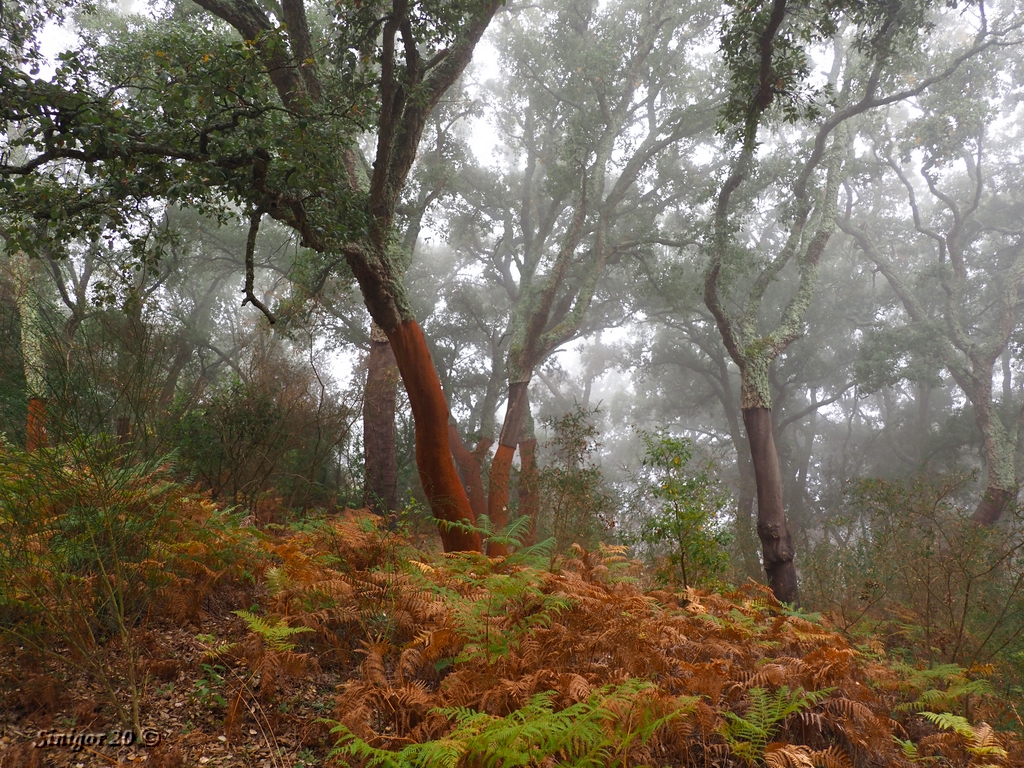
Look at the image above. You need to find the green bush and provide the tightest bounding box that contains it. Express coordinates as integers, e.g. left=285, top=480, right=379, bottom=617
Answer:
left=626, top=431, right=732, bottom=589
left=536, top=406, right=618, bottom=556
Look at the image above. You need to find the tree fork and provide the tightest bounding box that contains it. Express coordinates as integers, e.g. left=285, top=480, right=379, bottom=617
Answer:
left=449, top=423, right=488, bottom=521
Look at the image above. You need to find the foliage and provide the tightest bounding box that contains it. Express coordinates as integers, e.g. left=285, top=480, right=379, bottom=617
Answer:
left=537, top=406, right=618, bottom=556
left=627, top=431, right=732, bottom=589
left=171, top=339, right=356, bottom=515
left=721, top=686, right=833, bottom=764
left=801, top=474, right=1024, bottom=672
left=918, top=712, right=1010, bottom=767
left=0, top=437, right=261, bottom=728
left=332, top=679, right=692, bottom=768
left=233, top=609, right=314, bottom=653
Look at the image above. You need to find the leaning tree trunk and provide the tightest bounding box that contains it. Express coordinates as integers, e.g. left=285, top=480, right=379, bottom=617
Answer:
left=449, top=423, right=489, bottom=521
left=386, top=320, right=481, bottom=552
left=743, top=405, right=798, bottom=604
left=363, top=322, right=400, bottom=515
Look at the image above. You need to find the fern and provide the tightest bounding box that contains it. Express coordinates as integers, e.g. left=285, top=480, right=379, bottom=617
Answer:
left=895, top=678, right=993, bottom=713
left=721, top=686, right=833, bottom=765
left=233, top=609, right=313, bottom=652
left=330, top=680, right=693, bottom=767
left=919, top=712, right=1008, bottom=767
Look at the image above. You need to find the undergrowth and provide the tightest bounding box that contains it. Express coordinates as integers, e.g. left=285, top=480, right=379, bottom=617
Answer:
left=1, top=451, right=1021, bottom=766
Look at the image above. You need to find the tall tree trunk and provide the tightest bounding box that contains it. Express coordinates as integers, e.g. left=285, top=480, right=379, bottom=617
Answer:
left=449, top=423, right=488, bottom=520
left=486, top=380, right=531, bottom=556
left=743, top=406, right=798, bottom=604
left=518, top=433, right=539, bottom=546
left=363, top=322, right=400, bottom=515
left=386, top=320, right=481, bottom=552
left=967, top=383, right=1018, bottom=525
left=735, top=454, right=761, bottom=581
left=13, top=253, right=47, bottom=452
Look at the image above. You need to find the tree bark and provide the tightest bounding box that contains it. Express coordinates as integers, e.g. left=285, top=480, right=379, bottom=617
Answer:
left=973, top=487, right=1015, bottom=526
left=26, top=396, right=47, bottom=452
left=449, top=423, right=488, bottom=521
left=485, top=380, right=531, bottom=556
left=13, top=252, right=47, bottom=452
left=518, top=436, right=539, bottom=546
left=735, top=455, right=762, bottom=581
left=386, top=320, right=481, bottom=552
left=743, top=406, right=798, bottom=604
left=363, top=323, right=400, bottom=515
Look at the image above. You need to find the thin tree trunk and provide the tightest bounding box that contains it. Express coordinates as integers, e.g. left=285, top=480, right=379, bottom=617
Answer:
left=13, top=252, right=47, bottom=452
left=486, top=380, right=531, bottom=556
left=449, top=423, right=488, bottom=520
left=743, top=407, right=798, bottom=604
left=386, top=320, right=480, bottom=552
left=363, top=322, right=399, bottom=515
left=518, top=435, right=539, bottom=546
left=26, top=397, right=47, bottom=452
left=735, top=456, right=761, bottom=581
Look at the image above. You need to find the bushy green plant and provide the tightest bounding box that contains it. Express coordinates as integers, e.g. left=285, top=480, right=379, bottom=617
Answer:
left=537, top=406, right=618, bottom=557
left=0, top=438, right=182, bottom=729
left=626, top=431, right=732, bottom=589
left=0, top=437, right=267, bottom=729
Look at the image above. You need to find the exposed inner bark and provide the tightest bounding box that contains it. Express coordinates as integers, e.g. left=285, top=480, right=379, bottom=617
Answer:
left=486, top=444, right=516, bottom=556
left=743, top=406, right=798, bottom=605
left=26, top=396, right=47, bottom=453
left=386, top=320, right=480, bottom=552
left=363, top=327, right=400, bottom=515
left=485, top=381, right=531, bottom=556
left=449, top=423, right=488, bottom=521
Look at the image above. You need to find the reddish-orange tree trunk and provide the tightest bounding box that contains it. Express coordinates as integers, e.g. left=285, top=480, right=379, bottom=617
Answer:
left=387, top=321, right=480, bottom=552
left=449, top=423, right=488, bottom=520
left=486, top=381, right=531, bottom=556
left=26, top=396, right=47, bottom=452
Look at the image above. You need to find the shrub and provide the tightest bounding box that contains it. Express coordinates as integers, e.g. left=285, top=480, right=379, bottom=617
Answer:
left=626, top=431, right=732, bottom=589
left=535, top=406, right=618, bottom=556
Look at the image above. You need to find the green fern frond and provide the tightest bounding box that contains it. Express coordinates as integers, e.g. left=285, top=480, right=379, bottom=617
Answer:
left=234, top=609, right=313, bottom=652
left=896, top=679, right=993, bottom=713
left=329, top=680, right=690, bottom=768
left=722, top=686, right=833, bottom=765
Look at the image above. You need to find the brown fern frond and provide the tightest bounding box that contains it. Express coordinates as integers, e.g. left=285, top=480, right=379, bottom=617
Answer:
left=810, top=745, right=853, bottom=768
left=397, top=647, right=422, bottom=685
left=358, top=640, right=389, bottom=688
left=765, top=742, right=816, bottom=767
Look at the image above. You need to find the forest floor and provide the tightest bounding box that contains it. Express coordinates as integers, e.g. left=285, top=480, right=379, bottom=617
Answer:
left=1, top=503, right=1022, bottom=768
